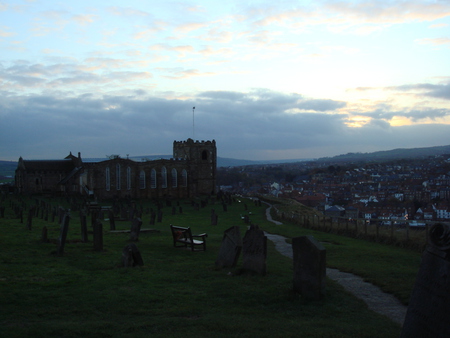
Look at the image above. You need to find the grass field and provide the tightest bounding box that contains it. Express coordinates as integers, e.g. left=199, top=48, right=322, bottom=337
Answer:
left=0, top=195, right=418, bottom=337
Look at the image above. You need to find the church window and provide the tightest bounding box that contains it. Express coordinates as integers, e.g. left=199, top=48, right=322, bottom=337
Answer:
left=172, top=168, right=177, bottom=188
left=161, top=167, right=167, bottom=188
left=127, top=167, right=131, bottom=190
left=116, top=164, right=121, bottom=190
left=151, top=169, right=157, bottom=188
left=139, top=170, right=146, bottom=189
left=106, top=167, right=110, bottom=191
left=181, top=169, right=187, bottom=187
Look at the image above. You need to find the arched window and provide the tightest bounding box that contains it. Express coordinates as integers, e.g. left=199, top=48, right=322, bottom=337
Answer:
left=105, top=167, right=110, bottom=191
left=116, top=164, right=121, bottom=190
left=139, top=170, right=146, bottom=189
left=181, top=169, right=188, bottom=187
left=161, top=167, right=167, bottom=188
left=172, top=168, right=177, bottom=188
left=150, top=169, right=157, bottom=188
left=202, top=150, right=208, bottom=160
left=127, top=167, right=131, bottom=190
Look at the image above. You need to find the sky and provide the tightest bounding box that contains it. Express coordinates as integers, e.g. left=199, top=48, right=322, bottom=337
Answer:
left=1, top=0, right=450, bottom=161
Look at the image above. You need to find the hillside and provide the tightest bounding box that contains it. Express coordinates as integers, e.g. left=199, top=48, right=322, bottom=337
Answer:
left=317, top=145, right=450, bottom=163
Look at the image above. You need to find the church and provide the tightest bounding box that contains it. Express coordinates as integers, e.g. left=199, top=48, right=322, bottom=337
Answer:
left=15, top=139, right=217, bottom=199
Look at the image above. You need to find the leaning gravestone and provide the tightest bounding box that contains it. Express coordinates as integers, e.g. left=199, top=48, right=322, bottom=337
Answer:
left=57, top=213, right=70, bottom=255
left=93, top=222, right=103, bottom=252
left=242, top=225, right=267, bottom=275
left=292, top=235, right=326, bottom=300
left=401, top=223, right=450, bottom=337
left=130, top=218, right=142, bottom=242
left=122, top=243, right=144, bottom=267
left=80, top=212, right=88, bottom=243
left=215, top=226, right=242, bottom=269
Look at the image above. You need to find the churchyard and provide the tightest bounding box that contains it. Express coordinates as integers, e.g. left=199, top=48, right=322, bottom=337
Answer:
left=0, top=194, right=421, bottom=337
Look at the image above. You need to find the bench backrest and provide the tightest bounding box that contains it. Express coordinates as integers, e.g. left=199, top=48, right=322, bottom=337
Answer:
left=171, top=225, right=192, bottom=241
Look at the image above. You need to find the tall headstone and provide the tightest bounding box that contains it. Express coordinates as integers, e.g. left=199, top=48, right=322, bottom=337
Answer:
left=122, top=243, right=144, bottom=267
left=292, top=235, right=326, bottom=300
left=215, top=226, right=242, bottom=269
left=242, top=225, right=267, bottom=275
left=57, top=213, right=70, bottom=255
left=130, top=218, right=142, bottom=242
left=26, top=208, right=34, bottom=230
left=109, top=210, right=116, bottom=231
left=93, top=222, right=103, bottom=252
left=80, top=212, right=88, bottom=243
left=401, top=223, right=450, bottom=337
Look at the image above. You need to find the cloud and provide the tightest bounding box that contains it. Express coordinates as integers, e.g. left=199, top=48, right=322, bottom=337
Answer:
left=1, top=88, right=450, bottom=161
left=416, top=37, right=450, bottom=45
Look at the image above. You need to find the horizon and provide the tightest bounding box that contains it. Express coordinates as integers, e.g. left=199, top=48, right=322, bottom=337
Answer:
left=3, top=142, right=449, bottom=163
left=1, top=1, right=449, bottom=162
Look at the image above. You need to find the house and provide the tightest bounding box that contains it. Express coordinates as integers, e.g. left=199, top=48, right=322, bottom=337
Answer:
left=15, top=139, right=217, bottom=199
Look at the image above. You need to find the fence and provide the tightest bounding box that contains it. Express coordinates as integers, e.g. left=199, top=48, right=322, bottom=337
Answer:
left=270, top=207, right=431, bottom=252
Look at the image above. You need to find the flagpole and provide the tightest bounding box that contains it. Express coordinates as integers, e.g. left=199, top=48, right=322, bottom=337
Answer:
left=192, top=106, right=195, bottom=140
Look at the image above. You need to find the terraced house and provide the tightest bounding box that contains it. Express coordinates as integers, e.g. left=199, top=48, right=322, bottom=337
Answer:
left=15, top=139, right=217, bottom=199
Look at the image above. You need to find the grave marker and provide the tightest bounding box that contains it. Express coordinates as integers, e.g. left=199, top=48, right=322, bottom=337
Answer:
left=401, top=223, right=450, bottom=337
left=242, top=225, right=267, bottom=275
left=292, top=235, right=326, bottom=300
left=57, top=213, right=70, bottom=255
left=215, top=226, right=242, bottom=269
left=122, top=243, right=144, bottom=267
left=93, top=222, right=103, bottom=252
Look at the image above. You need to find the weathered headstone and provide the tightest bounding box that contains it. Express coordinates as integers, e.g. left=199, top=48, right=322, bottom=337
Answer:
left=149, top=211, right=156, bottom=225
left=122, top=243, right=144, bottom=267
left=211, top=209, right=218, bottom=226
left=80, top=212, right=88, bottom=243
left=41, top=226, right=49, bottom=243
left=93, top=222, right=103, bottom=252
left=130, top=218, right=142, bottom=242
left=242, top=225, right=267, bottom=275
left=292, top=235, right=326, bottom=300
left=215, top=226, right=242, bottom=268
left=26, top=208, right=33, bottom=230
left=109, top=210, right=116, bottom=231
left=157, top=210, right=163, bottom=223
left=57, top=213, right=70, bottom=255
left=401, top=223, right=450, bottom=337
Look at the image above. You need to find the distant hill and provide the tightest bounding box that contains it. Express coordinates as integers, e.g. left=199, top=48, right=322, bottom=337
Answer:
left=2, top=144, right=450, bottom=179
left=318, top=145, right=450, bottom=163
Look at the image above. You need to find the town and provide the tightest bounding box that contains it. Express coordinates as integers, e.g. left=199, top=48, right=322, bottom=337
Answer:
left=217, top=154, right=450, bottom=225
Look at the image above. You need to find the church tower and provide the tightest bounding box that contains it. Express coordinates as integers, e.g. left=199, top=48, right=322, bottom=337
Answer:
left=173, top=139, right=217, bottom=195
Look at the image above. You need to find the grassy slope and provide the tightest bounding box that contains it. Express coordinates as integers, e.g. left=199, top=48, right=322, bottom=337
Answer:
left=0, top=196, right=412, bottom=337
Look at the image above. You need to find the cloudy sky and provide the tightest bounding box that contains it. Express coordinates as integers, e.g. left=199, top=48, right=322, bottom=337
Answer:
left=1, top=0, right=450, bottom=161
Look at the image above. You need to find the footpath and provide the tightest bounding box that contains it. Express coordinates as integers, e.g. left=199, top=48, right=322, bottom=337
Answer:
left=263, top=204, right=407, bottom=327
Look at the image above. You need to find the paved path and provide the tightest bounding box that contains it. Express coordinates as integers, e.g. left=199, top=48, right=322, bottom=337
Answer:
left=263, top=203, right=407, bottom=326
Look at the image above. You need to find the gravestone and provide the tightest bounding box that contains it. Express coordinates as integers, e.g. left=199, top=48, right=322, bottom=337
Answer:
left=215, top=226, right=242, bottom=269
left=26, top=208, right=33, bottom=230
left=122, top=243, right=144, bottom=267
left=149, top=211, right=156, bottom=225
left=292, top=235, right=326, bottom=300
left=222, top=203, right=228, bottom=212
left=130, top=218, right=142, bottom=242
left=57, top=213, right=70, bottom=255
left=211, top=209, right=218, bottom=226
left=242, top=225, right=267, bottom=275
left=109, top=210, right=116, bottom=231
left=157, top=210, right=163, bottom=223
left=41, top=226, right=49, bottom=243
left=93, top=222, right=103, bottom=252
left=80, top=212, right=88, bottom=243
left=401, top=223, right=450, bottom=337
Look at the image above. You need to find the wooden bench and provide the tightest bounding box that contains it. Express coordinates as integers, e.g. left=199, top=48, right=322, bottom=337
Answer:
left=170, top=225, right=207, bottom=251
